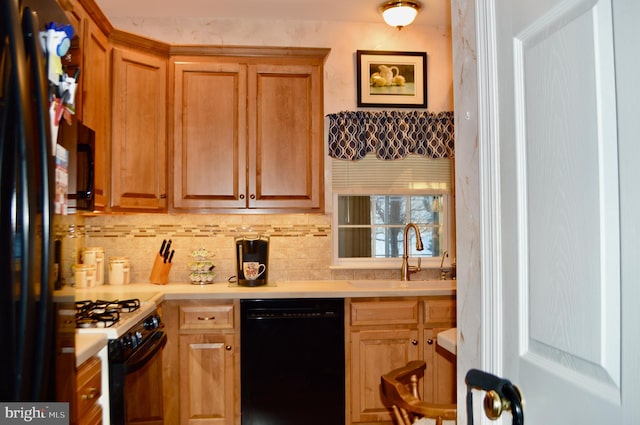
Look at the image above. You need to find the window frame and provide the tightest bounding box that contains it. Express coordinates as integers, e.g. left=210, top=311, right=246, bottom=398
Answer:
left=331, top=189, right=454, bottom=270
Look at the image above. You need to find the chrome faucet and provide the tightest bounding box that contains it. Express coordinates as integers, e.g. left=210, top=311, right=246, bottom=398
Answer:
left=440, top=250, right=449, bottom=280
left=401, top=223, right=424, bottom=281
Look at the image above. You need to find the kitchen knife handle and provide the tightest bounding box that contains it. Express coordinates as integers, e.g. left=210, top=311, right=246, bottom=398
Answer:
left=160, top=239, right=167, bottom=255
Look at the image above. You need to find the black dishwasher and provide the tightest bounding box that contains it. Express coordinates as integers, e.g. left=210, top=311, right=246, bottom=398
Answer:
left=240, top=298, right=345, bottom=425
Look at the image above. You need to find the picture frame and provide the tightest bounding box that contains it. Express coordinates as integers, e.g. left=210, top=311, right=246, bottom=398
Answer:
left=356, top=50, right=428, bottom=108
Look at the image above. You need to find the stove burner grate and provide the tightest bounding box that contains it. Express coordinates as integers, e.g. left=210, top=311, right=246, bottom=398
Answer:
left=75, top=298, right=141, bottom=328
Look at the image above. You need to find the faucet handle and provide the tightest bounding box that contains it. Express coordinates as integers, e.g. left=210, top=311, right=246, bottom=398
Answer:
left=409, top=258, right=422, bottom=274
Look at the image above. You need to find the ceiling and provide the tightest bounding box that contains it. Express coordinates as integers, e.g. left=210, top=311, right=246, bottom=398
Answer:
left=94, top=0, right=451, bottom=28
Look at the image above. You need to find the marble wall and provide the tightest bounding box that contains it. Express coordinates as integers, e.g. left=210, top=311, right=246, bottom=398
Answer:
left=57, top=213, right=442, bottom=285
left=109, top=17, right=454, bottom=113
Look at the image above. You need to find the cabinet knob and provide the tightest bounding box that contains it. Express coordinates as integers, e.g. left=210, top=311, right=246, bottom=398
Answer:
left=225, top=345, right=232, bottom=351
left=411, top=339, right=419, bottom=346
left=81, top=387, right=99, bottom=400
left=250, top=194, right=256, bottom=199
left=427, top=338, right=434, bottom=345
left=160, top=194, right=167, bottom=199
left=239, top=194, right=245, bottom=200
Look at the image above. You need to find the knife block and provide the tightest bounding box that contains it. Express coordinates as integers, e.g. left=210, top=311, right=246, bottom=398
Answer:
left=149, top=253, right=171, bottom=285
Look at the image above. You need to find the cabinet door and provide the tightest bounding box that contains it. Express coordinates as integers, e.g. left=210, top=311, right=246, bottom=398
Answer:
left=179, top=333, right=236, bottom=425
left=172, top=60, right=247, bottom=210
left=350, top=328, right=419, bottom=423
left=111, top=47, right=167, bottom=210
left=247, top=63, right=323, bottom=210
left=423, top=328, right=457, bottom=404
left=61, top=0, right=85, bottom=120
left=81, top=19, right=110, bottom=209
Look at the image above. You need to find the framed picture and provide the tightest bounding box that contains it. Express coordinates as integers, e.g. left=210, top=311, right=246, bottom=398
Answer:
left=356, top=50, right=427, bottom=108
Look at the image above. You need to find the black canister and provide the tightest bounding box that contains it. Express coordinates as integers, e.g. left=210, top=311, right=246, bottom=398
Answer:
left=236, top=236, right=269, bottom=286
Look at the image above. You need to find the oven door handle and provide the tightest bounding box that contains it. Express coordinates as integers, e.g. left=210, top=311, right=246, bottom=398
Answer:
left=124, top=331, right=167, bottom=374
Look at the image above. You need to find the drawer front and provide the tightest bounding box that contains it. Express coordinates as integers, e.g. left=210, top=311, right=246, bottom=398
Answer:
left=180, top=303, right=235, bottom=330
left=424, top=298, right=456, bottom=326
left=80, top=404, right=102, bottom=425
left=76, top=356, right=101, bottom=421
left=350, top=299, right=419, bottom=326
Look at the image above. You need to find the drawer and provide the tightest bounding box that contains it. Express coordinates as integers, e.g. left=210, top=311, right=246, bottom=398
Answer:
left=179, top=303, right=235, bottom=330
left=80, top=404, right=102, bottom=425
left=350, top=299, right=419, bottom=326
left=423, top=298, right=456, bottom=326
left=76, top=356, right=101, bottom=422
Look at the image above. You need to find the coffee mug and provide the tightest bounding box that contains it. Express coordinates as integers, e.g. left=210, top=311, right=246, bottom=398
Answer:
left=243, top=262, right=266, bottom=280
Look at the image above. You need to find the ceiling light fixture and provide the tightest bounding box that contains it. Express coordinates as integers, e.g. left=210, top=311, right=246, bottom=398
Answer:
left=379, top=0, right=422, bottom=30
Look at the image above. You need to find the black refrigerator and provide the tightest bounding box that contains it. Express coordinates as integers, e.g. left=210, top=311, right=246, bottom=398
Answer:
left=0, top=0, right=71, bottom=401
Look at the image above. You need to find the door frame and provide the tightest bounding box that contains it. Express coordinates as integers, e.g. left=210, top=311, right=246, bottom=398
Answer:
left=451, top=0, right=499, bottom=423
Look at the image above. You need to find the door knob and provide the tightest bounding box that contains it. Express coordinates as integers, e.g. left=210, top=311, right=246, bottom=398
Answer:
left=484, top=387, right=523, bottom=420
left=465, top=369, right=524, bottom=425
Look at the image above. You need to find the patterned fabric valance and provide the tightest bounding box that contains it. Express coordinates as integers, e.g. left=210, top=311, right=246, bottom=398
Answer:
left=327, top=110, right=454, bottom=161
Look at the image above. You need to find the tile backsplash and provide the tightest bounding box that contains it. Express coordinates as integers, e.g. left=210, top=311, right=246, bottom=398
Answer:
left=55, top=213, right=440, bottom=287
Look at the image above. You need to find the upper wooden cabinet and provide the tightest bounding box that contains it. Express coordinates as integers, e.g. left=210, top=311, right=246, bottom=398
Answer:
left=110, top=46, right=168, bottom=211
left=170, top=49, right=328, bottom=213
left=171, top=59, right=247, bottom=210
left=79, top=13, right=111, bottom=210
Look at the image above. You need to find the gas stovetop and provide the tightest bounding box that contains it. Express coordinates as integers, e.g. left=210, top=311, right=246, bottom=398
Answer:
left=75, top=298, right=157, bottom=339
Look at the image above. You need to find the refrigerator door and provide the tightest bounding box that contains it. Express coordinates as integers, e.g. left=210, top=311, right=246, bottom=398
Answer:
left=0, top=0, right=56, bottom=401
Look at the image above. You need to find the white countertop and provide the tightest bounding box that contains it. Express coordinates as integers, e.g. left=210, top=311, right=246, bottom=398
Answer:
left=58, top=279, right=456, bottom=363
left=55, top=279, right=456, bottom=304
left=437, top=327, right=457, bottom=355
left=75, top=333, right=107, bottom=366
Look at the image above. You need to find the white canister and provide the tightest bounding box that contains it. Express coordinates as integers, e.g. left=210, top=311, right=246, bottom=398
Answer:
left=75, top=264, right=96, bottom=288
left=83, top=247, right=105, bottom=285
left=109, top=256, right=130, bottom=285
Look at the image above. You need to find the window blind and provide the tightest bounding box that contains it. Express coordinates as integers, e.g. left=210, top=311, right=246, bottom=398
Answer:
left=332, top=155, right=453, bottom=192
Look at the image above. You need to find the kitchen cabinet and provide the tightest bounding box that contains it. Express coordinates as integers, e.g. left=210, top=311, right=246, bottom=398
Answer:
left=171, top=48, right=328, bottom=212
left=61, top=0, right=111, bottom=210
left=80, top=17, right=110, bottom=210
left=76, top=356, right=102, bottom=425
left=110, top=45, right=168, bottom=211
left=422, top=298, right=457, bottom=404
left=162, top=300, right=239, bottom=425
left=346, top=296, right=456, bottom=424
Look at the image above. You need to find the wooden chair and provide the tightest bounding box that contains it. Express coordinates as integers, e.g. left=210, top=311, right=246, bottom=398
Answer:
left=381, top=360, right=457, bottom=425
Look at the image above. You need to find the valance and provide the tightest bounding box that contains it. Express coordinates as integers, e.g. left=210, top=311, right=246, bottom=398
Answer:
left=327, top=110, right=454, bottom=161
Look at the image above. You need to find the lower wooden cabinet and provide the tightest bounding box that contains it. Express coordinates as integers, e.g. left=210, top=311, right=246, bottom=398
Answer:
left=161, top=296, right=454, bottom=425
left=346, top=296, right=457, bottom=425
left=179, top=333, right=236, bottom=424
left=423, top=328, right=457, bottom=404
left=162, top=300, right=239, bottom=425
left=76, top=356, right=102, bottom=425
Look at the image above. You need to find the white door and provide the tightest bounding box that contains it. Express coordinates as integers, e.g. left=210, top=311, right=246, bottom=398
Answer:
left=458, top=0, right=640, bottom=423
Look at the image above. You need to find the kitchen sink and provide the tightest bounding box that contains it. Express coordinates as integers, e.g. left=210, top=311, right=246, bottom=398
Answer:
left=346, top=280, right=453, bottom=289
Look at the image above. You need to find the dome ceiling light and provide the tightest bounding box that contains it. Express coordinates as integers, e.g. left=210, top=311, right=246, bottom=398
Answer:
left=379, top=1, right=422, bottom=30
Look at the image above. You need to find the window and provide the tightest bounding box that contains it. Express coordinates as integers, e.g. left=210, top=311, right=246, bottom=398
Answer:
left=338, top=194, right=447, bottom=258
left=331, top=156, right=454, bottom=269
